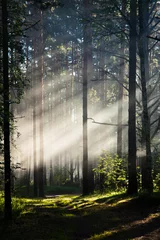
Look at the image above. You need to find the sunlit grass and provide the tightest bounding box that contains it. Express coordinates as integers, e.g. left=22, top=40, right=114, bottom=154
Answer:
left=90, top=229, right=118, bottom=240
left=0, top=191, right=127, bottom=218
left=0, top=193, right=28, bottom=218
left=0, top=190, right=151, bottom=218
left=1, top=191, right=160, bottom=240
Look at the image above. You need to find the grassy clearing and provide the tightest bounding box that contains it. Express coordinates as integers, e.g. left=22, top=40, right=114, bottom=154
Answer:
left=0, top=192, right=160, bottom=239
left=14, top=185, right=81, bottom=197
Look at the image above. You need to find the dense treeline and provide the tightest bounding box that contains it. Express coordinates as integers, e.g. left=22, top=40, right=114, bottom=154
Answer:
left=0, top=0, right=160, bottom=220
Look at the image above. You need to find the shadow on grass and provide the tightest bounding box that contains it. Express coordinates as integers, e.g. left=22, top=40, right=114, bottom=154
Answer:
left=94, top=193, right=127, bottom=204
left=0, top=193, right=160, bottom=240
left=98, top=215, right=160, bottom=240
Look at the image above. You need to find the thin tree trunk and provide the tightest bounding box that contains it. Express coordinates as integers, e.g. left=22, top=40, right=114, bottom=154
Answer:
left=99, top=41, right=105, bottom=106
left=117, top=0, right=126, bottom=158
left=127, top=0, right=138, bottom=195
left=38, top=10, right=44, bottom=197
left=70, top=156, right=74, bottom=183
left=33, top=38, right=38, bottom=197
left=77, top=156, right=80, bottom=182
left=2, top=0, right=12, bottom=219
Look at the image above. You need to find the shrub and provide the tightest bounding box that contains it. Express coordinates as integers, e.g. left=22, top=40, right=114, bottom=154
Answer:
left=94, top=151, right=127, bottom=192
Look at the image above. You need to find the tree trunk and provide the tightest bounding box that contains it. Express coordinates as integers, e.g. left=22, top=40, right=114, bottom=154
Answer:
left=2, top=0, right=12, bottom=220
left=138, top=0, right=153, bottom=193
left=38, top=10, right=44, bottom=197
left=33, top=38, right=38, bottom=197
left=127, top=0, right=138, bottom=195
left=82, top=0, right=92, bottom=195
left=88, top=162, right=94, bottom=193
left=117, top=0, right=126, bottom=158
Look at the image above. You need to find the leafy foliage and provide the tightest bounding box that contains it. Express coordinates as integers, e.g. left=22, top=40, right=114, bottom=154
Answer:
left=94, top=151, right=127, bottom=192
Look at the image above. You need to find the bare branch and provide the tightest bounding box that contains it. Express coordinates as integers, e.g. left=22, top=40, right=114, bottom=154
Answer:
left=148, top=98, right=159, bottom=110
left=147, top=35, right=160, bottom=41
left=23, top=20, right=40, bottom=32
left=151, top=117, right=160, bottom=127
left=88, top=118, right=128, bottom=126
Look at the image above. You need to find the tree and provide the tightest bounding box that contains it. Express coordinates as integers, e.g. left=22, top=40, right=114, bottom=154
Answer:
left=138, top=0, right=153, bottom=193
left=2, top=0, right=12, bottom=220
left=38, top=10, right=45, bottom=197
left=82, top=0, right=89, bottom=195
left=117, top=0, right=126, bottom=158
left=82, top=0, right=92, bottom=195
left=127, top=0, right=138, bottom=195
left=32, top=36, right=38, bottom=197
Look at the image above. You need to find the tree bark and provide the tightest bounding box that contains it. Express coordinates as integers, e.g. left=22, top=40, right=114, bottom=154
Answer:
left=38, top=10, right=44, bottom=197
left=33, top=38, right=38, bottom=197
left=2, top=0, right=12, bottom=219
left=138, top=0, right=153, bottom=193
left=117, top=0, right=126, bottom=158
left=82, top=0, right=92, bottom=195
left=127, top=0, right=138, bottom=195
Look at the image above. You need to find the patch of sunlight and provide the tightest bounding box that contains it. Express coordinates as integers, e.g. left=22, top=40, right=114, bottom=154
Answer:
left=132, top=212, right=160, bottom=225
left=0, top=191, right=4, bottom=197
left=34, top=203, right=57, bottom=208
left=17, top=198, right=43, bottom=205
left=84, top=191, right=125, bottom=202
left=62, top=213, right=75, bottom=217
left=65, top=192, right=128, bottom=213
left=89, top=211, right=160, bottom=240
left=57, top=195, right=78, bottom=199
left=20, top=208, right=36, bottom=215
left=12, top=195, right=78, bottom=210
left=78, top=202, right=98, bottom=210
left=56, top=199, right=72, bottom=206
left=90, top=229, right=118, bottom=240
left=110, top=197, right=134, bottom=206
left=68, top=198, right=99, bottom=211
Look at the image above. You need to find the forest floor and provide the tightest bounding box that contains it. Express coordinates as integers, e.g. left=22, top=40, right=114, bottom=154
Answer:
left=0, top=192, right=160, bottom=240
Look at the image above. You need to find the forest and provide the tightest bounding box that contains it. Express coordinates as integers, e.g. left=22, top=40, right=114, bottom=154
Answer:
left=0, top=0, right=160, bottom=239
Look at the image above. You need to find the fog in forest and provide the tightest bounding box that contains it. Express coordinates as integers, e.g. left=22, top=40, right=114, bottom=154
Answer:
left=1, top=0, right=160, bottom=199
left=12, top=75, right=129, bottom=180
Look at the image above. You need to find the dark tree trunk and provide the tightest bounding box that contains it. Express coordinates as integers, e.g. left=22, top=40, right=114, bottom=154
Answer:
left=49, top=69, right=54, bottom=186
left=49, top=158, right=53, bottom=186
left=77, top=156, right=80, bottom=182
left=138, top=0, right=153, bottom=193
left=38, top=10, right=44, bottom=197
left=82, top=0, right=91, bottom=195
left=127, top=0, right=138, bottom=195
left=70, top=157, right=74, bottom=183
left=99, top=40, right=106, bottom=108
left=27, top=156, right=31, bottom=196
left=88, top=162, right=94, bottom=194
left=99, top=161, right=105, bottom=193
left=2, top=0, right=12, bottom=220
left=33, top=38, right=38, bottom=197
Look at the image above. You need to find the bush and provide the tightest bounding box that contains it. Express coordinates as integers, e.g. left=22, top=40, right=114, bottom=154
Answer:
left=154, top=173, right=160, bottom=190
left=94, top=151, right=127, bottom=192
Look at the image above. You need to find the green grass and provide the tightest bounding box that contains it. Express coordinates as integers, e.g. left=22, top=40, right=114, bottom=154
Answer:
left=0, top=192, right=160, bottom=239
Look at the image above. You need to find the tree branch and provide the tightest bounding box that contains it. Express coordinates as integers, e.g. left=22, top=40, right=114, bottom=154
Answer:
left=88, top=118, right=128, bottom=126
